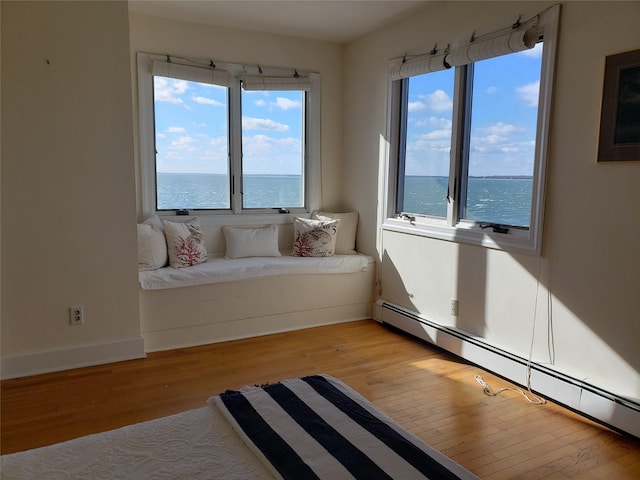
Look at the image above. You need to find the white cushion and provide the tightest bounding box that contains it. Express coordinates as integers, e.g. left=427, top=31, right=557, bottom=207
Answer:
left=163, top=218, right=208, bottom=268
left=292, top=217, right=340, bottom=257
left=223, top=225, right=281, bottom=259
left=137, top=215, right=168, bottom=271
left=312, top=211, right=358, bottom=254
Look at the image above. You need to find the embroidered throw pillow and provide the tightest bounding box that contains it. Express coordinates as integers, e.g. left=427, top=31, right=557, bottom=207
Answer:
left=223, top=225, right=281, bottom=259
left=311, top=211, right=358, bottom=254
left=163, top=218, right=208, bottom=268
left=292, top=217, right=340, bottom=257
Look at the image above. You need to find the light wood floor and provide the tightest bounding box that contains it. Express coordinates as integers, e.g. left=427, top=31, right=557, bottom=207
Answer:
left=2, top=320, right=639, bottom=478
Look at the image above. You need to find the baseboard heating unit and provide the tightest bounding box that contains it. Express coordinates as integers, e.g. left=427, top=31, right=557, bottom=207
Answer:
left=376, top=299, right=640, bottom=439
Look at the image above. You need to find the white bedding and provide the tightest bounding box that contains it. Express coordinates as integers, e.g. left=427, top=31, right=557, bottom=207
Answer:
left=139, top=252, right=373, bottom=290
left=0, top=405, right=274, bottom=480
left=1, top=376, right=478, bottom=480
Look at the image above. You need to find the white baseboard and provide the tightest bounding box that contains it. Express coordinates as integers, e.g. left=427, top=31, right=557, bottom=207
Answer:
left=378, top=299, right=640, bottom=439
left=1, top=336, right=146, bottom=380
left=143, top=304, right=371, bottom=352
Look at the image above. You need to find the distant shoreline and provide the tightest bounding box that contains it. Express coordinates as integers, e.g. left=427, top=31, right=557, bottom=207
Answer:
left=157, top=172, right=533, bottom=180
left=405, top=175, right=533, bottom=180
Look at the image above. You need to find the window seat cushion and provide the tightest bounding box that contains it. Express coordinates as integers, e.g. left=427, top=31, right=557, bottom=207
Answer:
left=139, top=251, right=374, bottom=290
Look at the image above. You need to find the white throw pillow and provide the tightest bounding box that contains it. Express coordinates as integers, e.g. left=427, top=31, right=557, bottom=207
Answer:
left=137, top=215, right=168, bottom=270
left=312, top=211, right=358, bottom=254
left=292, top=217, right=340, bottom=257
left=163, top=218, right=208, bottom=268
left=223, top=225, right=281, bottom=259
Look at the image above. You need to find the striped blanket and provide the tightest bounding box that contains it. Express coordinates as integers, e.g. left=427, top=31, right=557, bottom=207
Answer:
left=211, top=374, right=478, bottom=480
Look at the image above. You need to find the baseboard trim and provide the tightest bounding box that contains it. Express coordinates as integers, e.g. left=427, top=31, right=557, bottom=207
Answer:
left=143, top=304, right=372, bottom=352
left=1, top=336, right=146, bottom=380
left=377, top=299, right=640, bottom=439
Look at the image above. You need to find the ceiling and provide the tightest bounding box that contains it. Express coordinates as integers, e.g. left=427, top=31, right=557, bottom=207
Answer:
left=128, top=0, right=430, bottom=44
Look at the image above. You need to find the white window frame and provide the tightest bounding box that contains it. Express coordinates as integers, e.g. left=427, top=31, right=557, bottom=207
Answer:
left=137, top=52, right=321, bottom=225
left=382, top=5, right=560, bottom=254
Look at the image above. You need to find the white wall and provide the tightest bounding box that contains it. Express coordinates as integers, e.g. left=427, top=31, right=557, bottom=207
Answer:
left=128, top=12, right=345, bottom=219
left=1, top=1, right=142, bottom=371
left=344, top=1, right=640, bottom=400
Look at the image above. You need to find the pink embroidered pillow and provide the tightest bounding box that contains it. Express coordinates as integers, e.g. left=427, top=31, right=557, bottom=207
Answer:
left=292, top=217, right=340, bottom=257
left=162, top=218, right=208, bottom=268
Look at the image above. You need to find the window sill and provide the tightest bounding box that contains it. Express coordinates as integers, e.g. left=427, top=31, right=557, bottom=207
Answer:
left=382, top=217, right=540, bottom=255
left=156, top=210, right=310, bottom=227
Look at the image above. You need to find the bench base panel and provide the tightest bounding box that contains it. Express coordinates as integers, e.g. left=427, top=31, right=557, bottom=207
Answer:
left=140, top=267, right=376, bottom=352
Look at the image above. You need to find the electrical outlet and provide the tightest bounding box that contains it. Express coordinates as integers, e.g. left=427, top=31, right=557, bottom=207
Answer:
left=69, top=306, right=84, bottom=325
left=450, top=299, right=459, bottom=316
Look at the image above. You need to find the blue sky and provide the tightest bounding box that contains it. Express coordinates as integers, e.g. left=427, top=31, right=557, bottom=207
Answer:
left=405, top=43, right=543, bottom=177
left=154, top=44, right=542, bottom=178
left=153, top=80, right=303, bottom=175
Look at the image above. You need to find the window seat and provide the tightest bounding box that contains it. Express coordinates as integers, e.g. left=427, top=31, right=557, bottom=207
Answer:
left=139, top=252, right=373, bottom=290
left=138, top=252, right=376, bottom=352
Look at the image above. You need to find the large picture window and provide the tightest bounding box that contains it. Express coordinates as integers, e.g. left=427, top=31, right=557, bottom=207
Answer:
left=137, top=53, right=320, bottom=222
left=385, top=5, right=560, bottom=254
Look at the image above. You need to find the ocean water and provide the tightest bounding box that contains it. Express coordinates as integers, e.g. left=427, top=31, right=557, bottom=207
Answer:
left=156, top=173, right=303, bottom=210
left=402, top=176, right=532, bottom=227
left=157, top=173, right=532, bottom=227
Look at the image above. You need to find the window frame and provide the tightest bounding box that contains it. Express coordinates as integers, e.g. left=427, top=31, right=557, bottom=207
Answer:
left=136, top=52, right=321, bottom=225
left=382, top=5, right=560, bottom=254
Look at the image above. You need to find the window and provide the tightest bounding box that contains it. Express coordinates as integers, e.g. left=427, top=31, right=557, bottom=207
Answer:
left=137, top=54, right=320, bottom=222
left=241, top=89, right=305, bottom=209
left=154, top=75, right=230, bottom=210
left=385, top=5, right=560, bottom=254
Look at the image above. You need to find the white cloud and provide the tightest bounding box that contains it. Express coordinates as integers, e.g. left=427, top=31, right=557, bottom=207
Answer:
left=255, top=99, right=267, bottom=107
left=408, top=101, right=426, bottom=112
left=170, top=136, right=197, bottom=151
left=481, top=122, right=524, bottom=136
left=242, top=117, right=289, bottom=132
left=166, top=126, right=186, bottom=133
left=273, top=97, right=301, bottom=111
left=209, top=136, right=227, bottom=147
left=421, top=89, right=453, bottom=112
left=153, top=77, right=188, bottom=104
left=241, top=134, right=302, bottom=174
left=470, top=134, right=534, bottom=155
left=191, top=96, right=224, bottom=107
left=516, top=81, right=540, bottom=107
left=415, top=116, right=452, bottom=129
left=420, top=129, right=452, bottom=141
left=244, top=134, right=299, bottom=150
left=486, top=86, right=499, bottom=95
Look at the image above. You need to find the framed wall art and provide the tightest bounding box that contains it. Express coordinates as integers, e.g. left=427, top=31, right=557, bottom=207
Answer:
left=597, top=49, right=640, bottom=162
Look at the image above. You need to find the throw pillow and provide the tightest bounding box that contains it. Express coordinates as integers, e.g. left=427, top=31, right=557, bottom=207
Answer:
left=137, top=215, right=168, bottom=270
left=163, top=218, right=208, bottom=268
left=223, top=225, right=281, bottom=259
left=312, top=211, right=358, bottom=254
left=292, top=217, right=340, bottom=257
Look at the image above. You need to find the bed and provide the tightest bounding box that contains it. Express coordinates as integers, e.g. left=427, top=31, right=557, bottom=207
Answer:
left=1, top=375, right=478, bottom=479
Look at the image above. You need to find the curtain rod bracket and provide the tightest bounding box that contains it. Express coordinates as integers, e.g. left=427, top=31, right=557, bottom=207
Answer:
left=166, top=54, right=171, bottom=63
left=512, top=14, right=522, bottom=29
left=430, top=44, right=438, bottom=55
left=209, top=60, right=216, bottom=69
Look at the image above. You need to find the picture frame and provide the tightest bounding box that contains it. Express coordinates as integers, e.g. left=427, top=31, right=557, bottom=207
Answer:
left=597, top=49, right=640, bottom=162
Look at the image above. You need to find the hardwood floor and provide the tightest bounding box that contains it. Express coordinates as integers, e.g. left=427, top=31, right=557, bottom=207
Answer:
left=2, top=320, right=639, bottom=478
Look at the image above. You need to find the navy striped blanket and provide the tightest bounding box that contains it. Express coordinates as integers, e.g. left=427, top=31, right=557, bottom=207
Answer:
left=211, top=374, right=478, bottom=480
